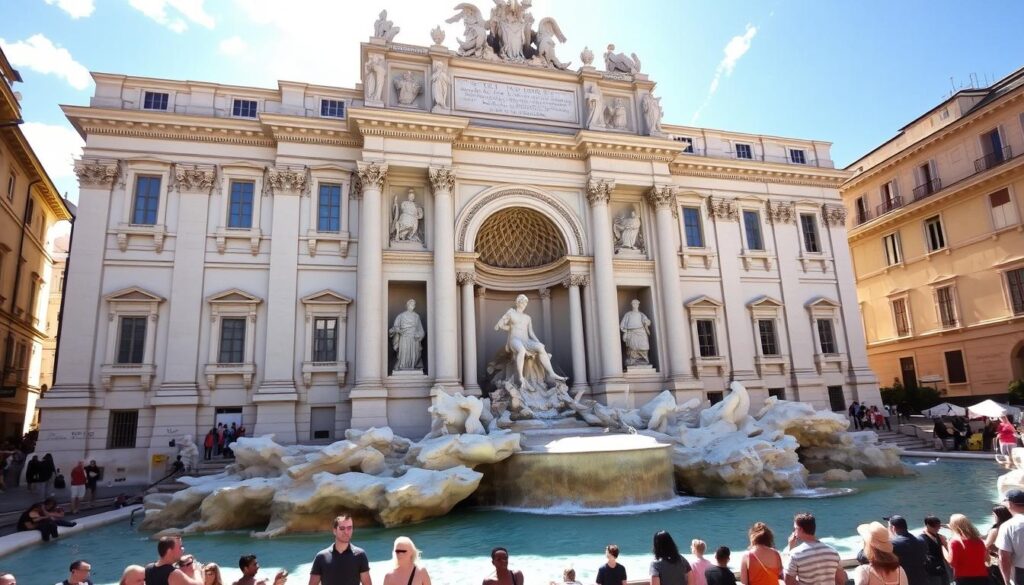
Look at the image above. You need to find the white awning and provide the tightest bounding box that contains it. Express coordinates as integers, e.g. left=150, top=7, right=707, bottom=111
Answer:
left=920, top=402, right=967, bottom=417
left=967, top=400, right=1021, bottom=419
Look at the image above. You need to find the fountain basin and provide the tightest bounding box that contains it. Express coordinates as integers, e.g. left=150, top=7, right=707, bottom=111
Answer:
left=473, top=430, right=676, bottom=508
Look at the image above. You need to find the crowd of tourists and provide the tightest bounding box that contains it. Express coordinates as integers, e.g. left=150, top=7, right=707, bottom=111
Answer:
left=204, top=423, right=246, bottom=461
left=9, top=498, right=1024, bottom=585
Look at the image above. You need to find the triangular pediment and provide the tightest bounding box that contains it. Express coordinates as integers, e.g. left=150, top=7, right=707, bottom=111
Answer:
left=805, top=296, right=840, bottom=309
left=207, top=288, right=262, bottom=304
left=104, top=287, right=165, bottom=303
left=301, top=290, right=353, bottom=306
left=748, top=295, right=783, bottom=308
left=685, top=295, right=723, bottom=308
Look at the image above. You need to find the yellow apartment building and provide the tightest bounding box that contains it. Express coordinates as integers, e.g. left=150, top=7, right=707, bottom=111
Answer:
left=841, top=67, right=1024, bottom=399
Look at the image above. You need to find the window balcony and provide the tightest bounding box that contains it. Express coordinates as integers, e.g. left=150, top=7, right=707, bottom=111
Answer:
left=912, top=178, right=942, bottom=201
left=975, top=146, right=1013, bottom=173
left=875, top=195, right=904, bottom=217
left=855, top=208, right=874, bottom=225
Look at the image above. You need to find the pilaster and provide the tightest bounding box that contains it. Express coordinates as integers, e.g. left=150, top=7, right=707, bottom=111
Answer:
left=586, top=177, right=627, bottom=405
left=562, top=274, right=590, bottom=394
left=457, top=271, right=480, bottom=396
left=429, top=166, right=461, bottom=389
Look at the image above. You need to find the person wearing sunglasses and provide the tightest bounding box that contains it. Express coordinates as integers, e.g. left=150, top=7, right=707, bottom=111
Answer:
left=383, top=537, right=431, bottom=585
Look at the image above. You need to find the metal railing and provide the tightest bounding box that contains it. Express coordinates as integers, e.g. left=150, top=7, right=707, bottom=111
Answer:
left=875, top=195, right=904, bottom=217
left=855, top=208, right=873, bottom=225
left=975, top=145, right=1013, bottom=173
left=912, top=178, right=942, bottom=201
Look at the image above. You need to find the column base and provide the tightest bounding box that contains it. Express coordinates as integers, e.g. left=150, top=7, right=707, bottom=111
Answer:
left=591, top=380, right=630, bottom=409
left=430, top=380, right=465, bottom=395
left=349, top=383, right=389, bottom=429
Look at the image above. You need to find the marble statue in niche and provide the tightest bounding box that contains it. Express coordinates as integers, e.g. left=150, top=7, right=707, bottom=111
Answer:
left=605, top=98, right=628, bottom=130
left=373, top=10, right=400, bottom=41
left=613, top=209, right=643, bottom=252
left=642, top=92, right=665, bottom=137
left=364, top=55, right=387, bottom=103
left=393, top=71, right=423, bottom=106
left=390, top=299, right=425, bottom=371
left=584, top=83, right=603, bottom=129
left=391, top=189, right=424, bottom=243
left=432, top=62, right=450, bottom=111
left=620, top=299, right=652, bottom=366
left=494, top=294, right=567, bottom=386
left=604, top=44, right=642, bottom=74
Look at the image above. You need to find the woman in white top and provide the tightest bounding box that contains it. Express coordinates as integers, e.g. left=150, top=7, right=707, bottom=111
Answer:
left=853, top=522, right=909, bottom=585
left=384, top=536, right=432, bottom=585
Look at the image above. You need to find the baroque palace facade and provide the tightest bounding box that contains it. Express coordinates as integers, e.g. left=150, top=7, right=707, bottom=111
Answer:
left=39, top=8, right=879, bottom=480
left=841, top=67, right=1024, bottom=398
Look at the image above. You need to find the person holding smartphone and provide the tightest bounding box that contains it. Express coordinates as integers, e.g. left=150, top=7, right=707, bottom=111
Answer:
left=145, top=536, right=204, bottom=585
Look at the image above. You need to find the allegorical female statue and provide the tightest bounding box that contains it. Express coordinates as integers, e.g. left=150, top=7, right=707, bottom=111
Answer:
left=389, top=299, right=424, bottom=371
left=393, top=71, right=422, bottom=106
left=391, top=189, right=424, bottom=242
left=494, top=294, right=567, bottom=385
left=613, top=210, right=642, bottom=251
left=620, top=299, right=652, bottom=366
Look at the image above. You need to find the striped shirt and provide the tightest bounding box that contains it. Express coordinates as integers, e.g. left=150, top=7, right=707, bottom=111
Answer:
left=784, top=541, right=841, bottom=585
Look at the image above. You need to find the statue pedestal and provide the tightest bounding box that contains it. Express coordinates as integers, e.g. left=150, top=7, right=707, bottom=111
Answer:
left=591, top=381, right=631, bottom=409
left=389, top=240, right=426, bottom=251
left=614, top=248, right=646, bottom=259
left=624, top=364, right=657, bottom=376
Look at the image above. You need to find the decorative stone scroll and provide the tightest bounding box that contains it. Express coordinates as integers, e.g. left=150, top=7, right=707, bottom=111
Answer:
left=356, top=162, right=389, bottom=193
left=429, top=166, right=456, bottom=192
left=822, top=204, right=848, bottom=226
left=646, top=184, right=677, bottom=209
left=267, top=168, right=308, bottom=193
left=708, top=197, right=739, bottom=221
left=561, top=274, right=591, bottom=288
left=586, top=178, right=615, bottom=206
left=456, top=271, right=475, bottom=286
left=765, top=200, right=794, bottom=224
left=74, top=160, right=119, bottom=186
left=174, top=165, right=216, bottom=192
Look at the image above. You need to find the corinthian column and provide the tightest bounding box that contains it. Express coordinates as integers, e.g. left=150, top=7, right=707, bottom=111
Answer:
left=586, top=178, right=624, bottom=381
left=351, top=161, right=389, bottom=428
left=429, top=166, right=460, bottom=389
left=562, top=274, right=590, bottom=393
left=647, top=184, right=693, bottom=383
left=457, top=271, right=480, bottom=396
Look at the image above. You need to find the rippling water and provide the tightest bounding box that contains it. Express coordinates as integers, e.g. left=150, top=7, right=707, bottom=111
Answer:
left=0, top=458, right=1002, bottom=585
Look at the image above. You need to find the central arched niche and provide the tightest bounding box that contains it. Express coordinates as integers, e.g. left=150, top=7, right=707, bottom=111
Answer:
left=475, top=207, right=568, bottom=269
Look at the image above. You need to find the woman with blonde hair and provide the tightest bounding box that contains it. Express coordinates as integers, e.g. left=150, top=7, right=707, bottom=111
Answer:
left=119, top=565, right=145, bottom=585
left=740, top=522, right=782, bottom=585
left=203, top=562, right=224, bottom=585
left=944, top=514, right=990, bottom=585
left=384, top=536, right=432, bottom=585
left=854, top=522, right=907, bottom=585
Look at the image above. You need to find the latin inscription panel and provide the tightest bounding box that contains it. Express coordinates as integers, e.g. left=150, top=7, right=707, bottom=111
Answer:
left=454, top=78, right=578, bottom=124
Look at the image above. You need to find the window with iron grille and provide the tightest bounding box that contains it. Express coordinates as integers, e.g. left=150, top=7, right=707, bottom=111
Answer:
left=743, top=210, right=763, bottom=250
left=132, top=175, right=161, bottom=225
left=696, top=319, right=718, bottom=357
left=317, top=184, right=341, bottom=232
left=817, top=319, right=837, bottom=353
left=855, top=196, right=868, bottom=223
left=143, top=91, right=169, bottom=111
left=892, top=299, right=910, bottom=337
left=789, top=149, right=807, bottom=164
left=117, top=316, right=147, bottom=364
left=682, top=207, right=704, bottom=247
left=944, top=350, right=967, bottom=384
left=936, top=286, right=957, bottom=328
left=313, top=317, right=338, bottom=362
left=228, top=180, right=255, bottom=228
left=758, top=319, right=779, bottom=356
left=107, top=410, right=139, bottom=449
left=735, top=143, right=752, bottom=159
left=800, top=213, right=820, bottom=253
left=232, top=99, right=258, bottom=118
left=924, top=216, right=946, bottom=252
left=218, top=318, right=246, bottom=364
left=1008, top=267, right=1024, bottom=315
left=320, top=99, right=345, bottom=118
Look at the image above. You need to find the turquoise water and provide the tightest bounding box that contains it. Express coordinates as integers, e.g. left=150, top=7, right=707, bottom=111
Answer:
left=0, top=458, right=1002, bottom=585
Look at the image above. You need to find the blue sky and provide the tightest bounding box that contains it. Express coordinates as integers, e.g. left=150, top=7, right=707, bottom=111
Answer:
left=3, top=0, right=1023, bottom=203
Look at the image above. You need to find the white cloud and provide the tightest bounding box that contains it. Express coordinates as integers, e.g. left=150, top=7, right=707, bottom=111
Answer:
left=21, top=122, right=84, bottom=184
left=218, top=36, right=247, bottom=56
left=129, top=0, right=215, bottom=33
left=692, top=24, right=758, bottom=123
left=0, top=34, right=91, bottom=90
left=43, top=0, right=95, bottom=19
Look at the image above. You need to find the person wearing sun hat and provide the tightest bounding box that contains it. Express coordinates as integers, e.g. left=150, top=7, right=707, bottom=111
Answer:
left=853, top=522, right=908, bottom=585
left=997, top=488, right=1024, bottom=585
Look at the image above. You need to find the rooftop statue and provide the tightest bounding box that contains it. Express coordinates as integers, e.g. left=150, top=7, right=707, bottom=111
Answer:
left=446, top=2, right=568, bottom=69
left=373, top=10, right=400, bottom=42
left=447, top=4, right=491, bottom=58
left=604, top=43, right=642, bottom=75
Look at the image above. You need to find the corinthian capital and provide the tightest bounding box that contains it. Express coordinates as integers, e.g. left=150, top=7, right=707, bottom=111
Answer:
left=822, top=204, right=848, bottom=226
left=356, top=161, right=389, bottom=193
left=74, top=159, right=119, bottom=187
left=267, top=167, right=308, bottom=194
left=586, top=178, right=615, bottom=206
left=174, top=164, right=216, bottom=192
left=646, top=184, right=677, bottom=209
left=708, top=197, right=738, bottom=221
left=429, top=166, right=457, bottom=192
left=561, top=274, right=591, bottom=288
left=456, top=271, right=475, bottom=285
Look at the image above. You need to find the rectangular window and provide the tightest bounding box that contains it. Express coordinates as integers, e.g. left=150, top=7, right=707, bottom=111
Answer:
left=313, top=317, right=338, bottom=362
left=310, top=406, right=336, bottom=440
left=142, top=91, right=169, bottom=111
left=757, top=319, right=779, bottom=356
left=855, top=196, right=868, bottom=224
left=735, top=143, right=752, bottom=159
left=116, top=316, right=147, bottom=364
left=24, top=196, right=34, bottom=226
left=817, top=319, right=837, bottom=353
left=228, top=180, right=255, bottom=228
left=232, top=99, right=258, bottom=118
left=6, top=172, right=14, bottom=201
left=892, top=298, right=910, bottom=337
left=900, top=357, right=918, bottom=389
left=883, top=233, right=902, bottom=266
left=936, top=286, right=957, bottom=328
left=674, top=136, right=694, bottom=153
left=696, top=319, right=718, bottom=357
left=914, top=162, right=939, bottom=199
left=131, top=175, right=161, bottom=225
left=106, top=410, right=139, bottom=449
left=682, top=207, right=704, bottom=247
left=944, top=350, right=967, bottom=384
left=990, top=188, right=1015, bottom=230
left=218, top=317, right=246, bottom=364
left=768, top=388, right=786, bottom=400
left=827, top=386, right=846, bottom=412
left=789, top=149, right=807, bottom=164
left=317, top=183, right=342, bottom=232
left=707, top=391, right=724, bottom=405
left=743, top=210, right=764, bottom=251
left=1008, top=267, right=1024, bottom=315
left=800, top=213, right=820, bottom=253
left=924, top=216, right=946, bottom=252
left=320, top=99, right=345, bottom=118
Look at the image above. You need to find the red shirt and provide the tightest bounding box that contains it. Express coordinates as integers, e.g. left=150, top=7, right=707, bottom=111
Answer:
left=998, top=422, right=1017, bottom=444
left=70, top=466, right=87, bottom=486
left=949, top=537, right=988, bottom=578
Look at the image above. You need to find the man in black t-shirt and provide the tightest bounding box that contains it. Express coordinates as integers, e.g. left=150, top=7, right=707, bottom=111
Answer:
left=596, top=544, right=627, bottom=585
left=309, top=515, right=371, bottom=585
left=705, top=547, right=736, bottom=585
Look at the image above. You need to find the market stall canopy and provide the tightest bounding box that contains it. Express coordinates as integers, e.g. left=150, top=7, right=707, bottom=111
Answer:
left=921, top=402, right=967, bottom=417
left=967, top=400, right=1021, bottom=419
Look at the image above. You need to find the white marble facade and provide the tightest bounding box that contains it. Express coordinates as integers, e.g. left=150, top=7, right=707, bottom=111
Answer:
left=38, top=5, right=880, bottom=482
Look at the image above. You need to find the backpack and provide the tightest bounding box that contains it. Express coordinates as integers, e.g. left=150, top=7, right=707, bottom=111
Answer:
left=53, top=472, right=66, bottom=489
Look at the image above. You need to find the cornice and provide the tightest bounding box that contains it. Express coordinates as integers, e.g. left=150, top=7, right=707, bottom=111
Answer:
left=456, top=127, right=581, bottom=159
left=259, top=113, right=361, bottom=147
left=63, top=105, right=274, bottom=147
left=348, top=107, right=469, bottom=143
left=575, top=130, right=680, bottom=163
left=670, top=158, right=850, bottom=188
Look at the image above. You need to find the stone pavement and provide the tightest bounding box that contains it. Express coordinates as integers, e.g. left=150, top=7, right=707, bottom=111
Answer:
left=0, top=482, right=147, bottom=536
